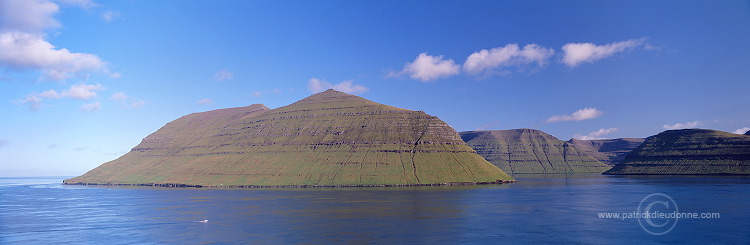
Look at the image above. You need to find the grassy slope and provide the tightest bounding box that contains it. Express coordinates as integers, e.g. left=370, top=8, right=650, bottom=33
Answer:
left=65, top=90, right=513, bottom=186
left=460, top=129, right=611, bottom=174
left=568, top=138, right=645, bottom=166
left=604, top=129, right=750, bottom=175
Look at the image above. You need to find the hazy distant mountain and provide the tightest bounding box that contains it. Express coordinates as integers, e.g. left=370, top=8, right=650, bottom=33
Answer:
left=604, top=129, right=750, bottom=175
left=460, top=129, right=611, bottom=174
left=64, top=89, right=513, bottom=187
left=568, top=138, right=645, bottom=166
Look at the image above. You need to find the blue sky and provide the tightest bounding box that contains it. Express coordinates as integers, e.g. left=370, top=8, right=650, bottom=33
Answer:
left=1, top=0, right=749, bottom=176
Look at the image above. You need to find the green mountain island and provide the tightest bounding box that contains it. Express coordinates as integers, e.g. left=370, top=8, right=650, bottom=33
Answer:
left=568, top=138, right=645, bottom=166
left=459, top=129, right=611, bottom=174
left=64, top=89, right=514, bottom=187
left=603, top=129, right=750, bottom=175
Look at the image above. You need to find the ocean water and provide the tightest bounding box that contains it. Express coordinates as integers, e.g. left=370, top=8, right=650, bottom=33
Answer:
left=1, top=175, right=749, bottom=244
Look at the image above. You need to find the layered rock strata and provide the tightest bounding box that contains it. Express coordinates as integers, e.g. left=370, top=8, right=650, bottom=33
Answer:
left=65, top=90, right=513, bottom=187
left=460, top=129, right=611, bottom=174
left=604, top=129, right=750, bottom=175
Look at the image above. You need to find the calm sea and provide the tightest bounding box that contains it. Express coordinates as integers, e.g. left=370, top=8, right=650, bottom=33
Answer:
left=1, top=175, right=748, bottom=244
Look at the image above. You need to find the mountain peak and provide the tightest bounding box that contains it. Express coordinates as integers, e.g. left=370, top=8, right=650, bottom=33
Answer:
left=64, top=90, right=512, bottom=187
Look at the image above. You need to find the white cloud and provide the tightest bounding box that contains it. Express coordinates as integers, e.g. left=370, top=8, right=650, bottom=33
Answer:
left=0, top=32, right=106, bottom=80
left=109, top=92, right=128, bottom=102
left=61, top=83, right=105, bottom=100
left=307, top=78, right=369, bottom=94
left=0, top=0, right=60, bottom=33
left=395, top=53, right=460, bottom=82
left=197, top=98, right=213, bottom=105
left=55, top=0, right=100, bottom=10
left=463, top=43, right=554, bottom=75
left=561, top=38, right=645, bottom=67
left=18, top=83, right=104, bottom=111
left=663, top=121, right=703, bottom=130
left=214, top=69, right=233, bottom=81
left=38, top=89, right=61, bottom=99
left=574, top=128, right=619, bottom=140
left=546, top=108, right=603, bottom=123
left=733, top=127, right=750, bottom=135
left=80, top=102, right=101, bottom=112
left=0, top=1, right=108, bottom=81
left=252, top=91, right=263, bottom=97
left=109, top=72, right=122, bottom=78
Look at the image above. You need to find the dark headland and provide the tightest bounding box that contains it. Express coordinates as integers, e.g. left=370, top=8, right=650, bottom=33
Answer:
left=64, top=89, right=514, bottom=187
left=603, top=129, right=750, bottom=175
left=460, top=129, right=611, bottom=174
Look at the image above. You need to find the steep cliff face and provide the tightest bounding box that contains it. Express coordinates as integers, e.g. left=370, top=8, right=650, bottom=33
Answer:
left=64, top=89, right=513, bottom=187
left=460, top=129, right=611, bottom=174
left=604, top=129, right=750, bottom=175
left=568, top=138, right=645, bottom=165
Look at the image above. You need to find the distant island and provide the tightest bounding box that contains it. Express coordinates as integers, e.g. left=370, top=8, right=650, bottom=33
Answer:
left=603, top=129, right=750, bottom=175
left=568, top=138, right=645, bottom=166
left=460, top=129, right=611, bottom=174
left=64, top=90, right=514, bottom=187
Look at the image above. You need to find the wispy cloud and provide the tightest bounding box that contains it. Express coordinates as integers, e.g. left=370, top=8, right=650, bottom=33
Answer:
left=733, top=127, right=750, bottom=135
left=0, top=0, right=108, bottom=80
left=101, top=10, right=119, bottom=23
left=307, top=78, right=369, bottom=94
left=663, top=121, right=703, bottom=130
left=574, top=128, right=619, bottom=140
left=61, top=84, right=105, bottom=100
left=463, top=44, right=554, bottom=75
left=213, top=69, right=233, bottom=81
left=393, top=53, right=460, bottom=82
left=20, top=95, right=43, bottom=111
left=546, top=108, right=603, bottom=123
left=130, top=100, right=145, bottom=108
left=0, top=139, right=9, bottom=148
left=56, top=0, right=100, bottom=10
left=109, top=92, right=145, bottom=109
left=19, top=83, right=105, bottom=110
left=561, top=38, right=645, bottom=67
left=474, top=121, right=501, bottom=131
left=81, top=102, right=101, bottom=112
left=109, top=92, right=128, bottom=102
left=197, top=98, right=213, bottom=105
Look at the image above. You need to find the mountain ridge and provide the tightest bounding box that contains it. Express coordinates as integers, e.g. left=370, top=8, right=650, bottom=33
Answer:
left=603, top=129, right=750, bottom=175
left=460, top=129, right=611, bottom=174
left=568, top=138, right=645, bottom=166
left=65, top=89, right=514, bottom=187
